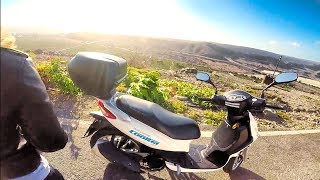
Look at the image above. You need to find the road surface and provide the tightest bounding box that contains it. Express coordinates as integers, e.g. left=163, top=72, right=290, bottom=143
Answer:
left=44, top=120, right=320, bottom=180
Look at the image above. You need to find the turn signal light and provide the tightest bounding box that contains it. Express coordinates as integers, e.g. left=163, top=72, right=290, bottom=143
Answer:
left=97, top=100, right=116, bottom=119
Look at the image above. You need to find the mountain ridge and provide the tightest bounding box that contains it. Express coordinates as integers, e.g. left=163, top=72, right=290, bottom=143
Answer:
left=63, top=32, right=319, bottom=66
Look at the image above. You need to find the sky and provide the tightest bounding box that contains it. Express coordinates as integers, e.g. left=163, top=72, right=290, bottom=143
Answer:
left=1, top=0, right=319, bottom=62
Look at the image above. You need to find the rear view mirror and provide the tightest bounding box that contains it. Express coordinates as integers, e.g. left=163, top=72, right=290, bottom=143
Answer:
left=260, top=72, right=298, bottom=98
left=196, top=72, right=218, bottom=95
left=196, top=72, right=210, bottom=82
left=274, top=72, right=298, bottom=84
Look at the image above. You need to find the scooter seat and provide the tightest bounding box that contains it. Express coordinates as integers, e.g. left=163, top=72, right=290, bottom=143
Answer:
left=116, top=95, right=200, bottom=140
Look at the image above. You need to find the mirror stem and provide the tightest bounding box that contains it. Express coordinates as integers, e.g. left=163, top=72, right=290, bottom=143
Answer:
left=261, top=81, right=275, bottom=98
left=209, top=81, right=218, bottom=95
left=272, top=56, right=282, bottom=77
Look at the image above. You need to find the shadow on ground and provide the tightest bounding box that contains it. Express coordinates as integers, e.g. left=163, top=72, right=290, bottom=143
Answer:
left=167, top=168, right=204, bottom=180
left=59, top=118, right=81, bottom=160
left=254, top=110, right=284, bottom=124
left=103, top=163, right=144, bottom=180
left=103, top=163, right=209, bottom=180
left=103, top=163, right=265, bottom=180
left=229, top=167, right=265, bottom=180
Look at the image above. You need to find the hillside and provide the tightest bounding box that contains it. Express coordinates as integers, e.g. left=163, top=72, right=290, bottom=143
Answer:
left=63, top=33, right=319, bottom=65
left=52, top=33, right=319, bottom=78
left=16, top=32, right=320, bottom=80
left=13, top=33, right=320, bottom=131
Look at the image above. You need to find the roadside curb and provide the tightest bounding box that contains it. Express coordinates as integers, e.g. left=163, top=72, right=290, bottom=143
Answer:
left=257, top=129, right=320, bottom=137
left=200, top=129, right=320, bottom=137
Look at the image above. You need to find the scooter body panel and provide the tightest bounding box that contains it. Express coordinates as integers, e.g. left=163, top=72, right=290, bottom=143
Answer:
left=165, top=148, right=244, bottom=172
left=90, top=93, right=259, bottom=172
left=249, top=112, right=259, bottom=142
left=165, top=111, right=258, bottom=172
left=97, top=96, right=192, bottom=152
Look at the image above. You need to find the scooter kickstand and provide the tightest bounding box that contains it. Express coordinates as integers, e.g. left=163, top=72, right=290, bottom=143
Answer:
left=176, top=164, right=181, bottom=175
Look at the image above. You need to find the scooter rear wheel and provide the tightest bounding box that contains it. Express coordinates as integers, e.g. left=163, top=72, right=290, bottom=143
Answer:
left=223, top=155, right=243, bottom=173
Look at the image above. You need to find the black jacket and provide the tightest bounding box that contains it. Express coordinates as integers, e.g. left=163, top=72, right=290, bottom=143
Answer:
left=0, top=47, right=68, bottom=179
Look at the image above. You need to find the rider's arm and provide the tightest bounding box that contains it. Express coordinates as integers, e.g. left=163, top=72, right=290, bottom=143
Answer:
left=18, top=60, right=68, bottom=152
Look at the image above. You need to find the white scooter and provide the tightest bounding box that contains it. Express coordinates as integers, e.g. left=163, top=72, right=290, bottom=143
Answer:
left=67, top=52, right=298, bottom=174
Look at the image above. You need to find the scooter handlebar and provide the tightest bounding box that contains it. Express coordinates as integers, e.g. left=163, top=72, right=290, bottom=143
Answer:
left=265, top=103, right=285, bottom=110
left=198, top=95, right=226, bottom=106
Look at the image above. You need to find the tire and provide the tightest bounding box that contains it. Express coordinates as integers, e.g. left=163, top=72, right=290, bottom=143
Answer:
left=223, top=155, right=243, bottom=173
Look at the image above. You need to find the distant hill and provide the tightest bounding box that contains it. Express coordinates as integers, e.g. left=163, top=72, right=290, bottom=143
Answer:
left=16, top=32, right=320, bottom=71
left=64, top=32, right=320, bottom=70
left=214, top=43, right=318, bottom=66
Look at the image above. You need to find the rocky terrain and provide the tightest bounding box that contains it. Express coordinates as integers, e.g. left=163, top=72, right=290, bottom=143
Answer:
left=14, top=33, right=320, bottom=131
left=48, top=67, right=320, bottom=131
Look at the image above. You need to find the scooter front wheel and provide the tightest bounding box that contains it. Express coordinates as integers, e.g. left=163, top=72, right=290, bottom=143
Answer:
left=223, top=155, right=243, bottom=173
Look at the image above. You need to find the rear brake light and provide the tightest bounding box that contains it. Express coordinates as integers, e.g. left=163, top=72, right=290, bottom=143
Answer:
left=97, top=100, right=116, bottom=119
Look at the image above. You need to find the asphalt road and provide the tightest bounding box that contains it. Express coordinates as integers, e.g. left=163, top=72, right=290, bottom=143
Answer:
left=44, top=120, right=320, bottom=180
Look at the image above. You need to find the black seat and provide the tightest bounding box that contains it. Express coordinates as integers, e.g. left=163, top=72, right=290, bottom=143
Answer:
left=116, top=95, right=200, bottom=140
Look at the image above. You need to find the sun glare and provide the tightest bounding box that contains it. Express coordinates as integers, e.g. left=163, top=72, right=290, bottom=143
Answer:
left=1, top=0, right=238, bottom=44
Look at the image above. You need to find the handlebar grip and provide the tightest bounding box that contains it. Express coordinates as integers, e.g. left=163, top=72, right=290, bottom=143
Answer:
left=212, top=95, right=226, bottom=106
left=265, top=103, right=284, bottom=110
left=198, top=95, right=226, bottom=105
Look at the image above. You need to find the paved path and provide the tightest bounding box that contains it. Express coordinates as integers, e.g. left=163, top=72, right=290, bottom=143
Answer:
left=44, top=120, right=320, bottom=180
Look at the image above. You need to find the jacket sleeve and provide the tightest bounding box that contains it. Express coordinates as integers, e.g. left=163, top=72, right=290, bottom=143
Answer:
left=18, top=60, right=68, bottom=152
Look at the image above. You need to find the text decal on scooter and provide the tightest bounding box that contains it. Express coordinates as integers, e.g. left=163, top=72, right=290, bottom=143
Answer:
left=129, top=130, right=159, bottom=145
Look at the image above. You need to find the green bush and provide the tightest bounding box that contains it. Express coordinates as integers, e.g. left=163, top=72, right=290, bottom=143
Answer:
left=167, top=100, right=188, bottom=113
left=278, top=83, right=294, bottom=92
left=127, top=67, right=167, bottom=106
left=233, top=73, right=262, bottom=83
left=116, top=82, right=128, bottom=92
left=243, top=86, right=259, bottom=96
left=36, top=58, right=82, bottom=96
left=160, top=79, right=215, bottom=105
left=187, top=110, right=201, bottom=122
left=125, top=67, right=160, bottom=86
left=203, top=110, right=226, bottom=126
left=276, top=111, right=291, bottom=122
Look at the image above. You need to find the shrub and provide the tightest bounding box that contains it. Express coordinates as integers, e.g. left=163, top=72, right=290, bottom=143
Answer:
left=116, top=82, right=128, bottom=93
left=203, top=110, right=226, bottom=126
left=127, top=67, right=167, bottom=106
left=276, top=111, right=292, bottom=122
left=36, top=58, right=82, bottom=96
left=278, top=83, right=294, bottom=92
left=167, top=100, right=188, bottom=113
left=160, top=79, right=215, bottom=105
left=243, top=86, right=259, bottom=96
left=187, top=110, right=201, bottom=122
left=125, top=67, right=160, bottom=86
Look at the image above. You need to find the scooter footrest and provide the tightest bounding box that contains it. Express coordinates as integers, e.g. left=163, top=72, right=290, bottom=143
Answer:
left=180, top=144, right=219, bottom=169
